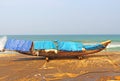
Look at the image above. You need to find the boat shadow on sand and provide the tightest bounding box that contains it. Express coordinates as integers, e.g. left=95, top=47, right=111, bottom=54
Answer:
left=13, top=54, right=114, bottom=61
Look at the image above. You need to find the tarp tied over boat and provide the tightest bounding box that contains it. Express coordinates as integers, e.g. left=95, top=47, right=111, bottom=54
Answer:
left=5, top=39, right=32, bottom=52
left=34, top=41, right=56, bottom=50
left=0, top=36, right=7, bottom=51
left=84, top=44, right=105, bottom=50
left=57, top=41, right=83, bottom=51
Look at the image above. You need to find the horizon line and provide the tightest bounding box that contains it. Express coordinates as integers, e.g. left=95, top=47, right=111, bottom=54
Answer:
left=0, top=34, right=120, bottom=35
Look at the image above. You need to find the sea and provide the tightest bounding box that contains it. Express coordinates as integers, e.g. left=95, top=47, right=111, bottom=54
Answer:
left=1, top=35, right=120, bottom=51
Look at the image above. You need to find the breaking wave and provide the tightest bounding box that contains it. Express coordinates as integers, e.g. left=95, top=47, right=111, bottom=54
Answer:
left=107, top=44, right=120, bottom=48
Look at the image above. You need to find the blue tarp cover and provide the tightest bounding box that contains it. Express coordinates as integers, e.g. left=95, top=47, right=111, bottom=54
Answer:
left=84, top=44, right=105, bottom=50
left=34, top=41, right=56, bottom=50
left=57, top=41, right=83, bottom=51
left=5, top=39, right=32, bottom=52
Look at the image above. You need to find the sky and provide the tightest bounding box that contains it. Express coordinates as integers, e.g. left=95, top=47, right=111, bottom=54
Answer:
left=0, top=0, right=120, bottom=35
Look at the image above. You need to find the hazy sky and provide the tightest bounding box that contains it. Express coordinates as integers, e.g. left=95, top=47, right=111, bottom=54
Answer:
left=0, top=0, right=120, bottom=35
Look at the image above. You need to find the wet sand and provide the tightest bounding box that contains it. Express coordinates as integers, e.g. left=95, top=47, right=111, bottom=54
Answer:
left=0, top=51, right=120, bottom=81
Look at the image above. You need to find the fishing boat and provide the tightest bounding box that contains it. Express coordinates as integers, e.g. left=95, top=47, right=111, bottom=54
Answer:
left=32, top=40, right=111, bottom=61
left=0, top=36, right=111, bottom=61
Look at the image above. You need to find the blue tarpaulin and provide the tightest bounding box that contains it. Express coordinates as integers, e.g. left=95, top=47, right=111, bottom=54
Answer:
left=34, top=41, right=56, bottom=50
left=5, top=39, right=32, bottom=52
left=57, top=41, right=83, bottom=51
left=84, top=44, right=105, bottom=50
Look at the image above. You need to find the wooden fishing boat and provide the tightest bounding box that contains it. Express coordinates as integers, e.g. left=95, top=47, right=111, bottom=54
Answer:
left=31, top=40, right=111, bottom=61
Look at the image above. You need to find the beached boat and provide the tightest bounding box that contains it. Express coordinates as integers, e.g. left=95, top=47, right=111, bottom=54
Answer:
left=0, top=36, right=111, bottom=61
left=32, top=40, right=111, bottom=61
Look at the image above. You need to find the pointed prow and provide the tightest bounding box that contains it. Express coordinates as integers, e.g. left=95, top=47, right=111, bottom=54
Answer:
left=101, top=40, right=111, bottom=47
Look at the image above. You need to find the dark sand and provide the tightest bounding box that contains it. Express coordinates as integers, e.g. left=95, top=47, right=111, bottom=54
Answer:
left=0, top=51, right=120, bottom=81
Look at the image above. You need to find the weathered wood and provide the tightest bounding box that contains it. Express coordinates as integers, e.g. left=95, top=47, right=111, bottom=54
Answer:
left=22, top=40, right=111, bottom=60
left=46, top=57, right=49, bottom=62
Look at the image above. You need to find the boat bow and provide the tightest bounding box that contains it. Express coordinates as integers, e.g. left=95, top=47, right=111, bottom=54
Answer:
left=101, top=40, right=111, bottom=47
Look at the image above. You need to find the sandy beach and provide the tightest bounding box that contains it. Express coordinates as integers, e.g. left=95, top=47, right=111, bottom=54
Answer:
left=0, top=51, right=120, bottom=81
left=0, top=0, right=120, bottom=80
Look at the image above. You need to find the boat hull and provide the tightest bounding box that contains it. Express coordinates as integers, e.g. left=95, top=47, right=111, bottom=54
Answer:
left=32, top=40, right=111, bottom=57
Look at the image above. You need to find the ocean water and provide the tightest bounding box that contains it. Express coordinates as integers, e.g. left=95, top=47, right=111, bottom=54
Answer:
left=1, top=35, right=120, bottom=51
